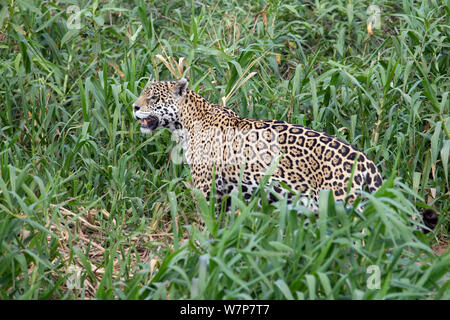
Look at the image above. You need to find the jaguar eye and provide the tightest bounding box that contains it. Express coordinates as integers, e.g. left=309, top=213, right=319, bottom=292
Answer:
left=147, top=95, right=156, bottom=102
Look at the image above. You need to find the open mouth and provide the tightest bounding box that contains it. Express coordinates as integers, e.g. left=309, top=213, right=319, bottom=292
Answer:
left=139, top=116, right=159, bottom=131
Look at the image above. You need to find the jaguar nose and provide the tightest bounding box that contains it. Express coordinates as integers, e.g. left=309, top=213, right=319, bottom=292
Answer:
left=133, top=103, right=140, bottom=112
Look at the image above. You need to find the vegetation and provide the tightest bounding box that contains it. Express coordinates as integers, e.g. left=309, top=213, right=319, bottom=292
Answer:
left=0, top=0, right=448, bottom=299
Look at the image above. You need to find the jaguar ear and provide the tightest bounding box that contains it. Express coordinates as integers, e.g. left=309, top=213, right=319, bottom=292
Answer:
left=173, top=78, right=188, bottom=98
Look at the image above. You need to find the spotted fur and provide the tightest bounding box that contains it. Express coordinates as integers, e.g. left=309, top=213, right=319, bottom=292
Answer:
left=133, top=78, right=383, bottom=210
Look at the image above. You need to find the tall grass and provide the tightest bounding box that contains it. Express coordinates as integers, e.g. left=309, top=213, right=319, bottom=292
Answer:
left=0, top=0, right=448, bottom=299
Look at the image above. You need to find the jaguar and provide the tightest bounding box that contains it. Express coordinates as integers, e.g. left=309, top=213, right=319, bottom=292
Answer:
left=132, top=78, right=437, bottom=231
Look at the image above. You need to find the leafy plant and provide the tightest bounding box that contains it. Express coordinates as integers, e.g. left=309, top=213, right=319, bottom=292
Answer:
left=0, top=0, right=448, bottom=299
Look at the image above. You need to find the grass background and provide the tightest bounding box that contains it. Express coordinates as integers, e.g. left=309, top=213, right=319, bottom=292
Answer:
left=0, top=0, right=448, bottom=299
